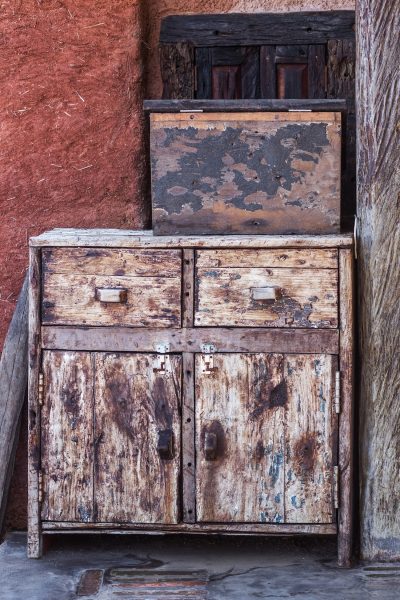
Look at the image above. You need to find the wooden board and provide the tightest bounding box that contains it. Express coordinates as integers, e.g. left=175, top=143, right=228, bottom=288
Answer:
left=30, top=229, right=354, bottom=249
left=94, top=353, right=182, bottom=524
left=150, top=112, right=341, bottom=235
left=41, top=351, right=95, bottom=523
left=195, top=353, right=337, bottom=524
left=144, top=99, right=347, bottom=112
left=284, top=354, right=337, bottom=523
left=195, top=267, right=338, bottom=328
left=196, top=248, right=338, bottom=269
left=0, top=273, right=28, bottom=533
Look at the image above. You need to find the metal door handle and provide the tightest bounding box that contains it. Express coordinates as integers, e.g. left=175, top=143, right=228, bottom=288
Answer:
left=95, top=287, right=128, bottom=303
left=251, top=286, right=281, bottom=302
left=204, top=432, right=218, bottom=461
left=157, top=429, right=174, bottom=460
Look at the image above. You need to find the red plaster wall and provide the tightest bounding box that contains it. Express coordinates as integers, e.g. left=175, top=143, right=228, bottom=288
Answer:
left=1, top=0, right=147, bottom=530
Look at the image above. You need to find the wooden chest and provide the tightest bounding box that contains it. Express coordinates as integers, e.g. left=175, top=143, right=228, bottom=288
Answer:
left=150, top=110, right=342, bottom=235
left=28, top=229, right=354, bottom=566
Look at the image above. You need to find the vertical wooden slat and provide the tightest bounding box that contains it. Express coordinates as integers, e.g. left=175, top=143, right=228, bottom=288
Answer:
left=241, top=46, right=260, bottom=99
left=41, top=351, right=95, bottom=523
left=338, top=248, right=354, bottom=567
left=284, top=354, right=335, bottom=524
left=195, top=47, right=212, bottom=99
left=160, top=43, right=194, bottom=99
left=94, top=353, right=182, bottom=524
left=27, top=247, right=42, bottom=558
left=308, top=44, right=326, bottom=98
left=196, top=353, right=286, bottom=523
left=260, top=46, right=276, bottom=98
left=182, top=249, right=196, bottom=522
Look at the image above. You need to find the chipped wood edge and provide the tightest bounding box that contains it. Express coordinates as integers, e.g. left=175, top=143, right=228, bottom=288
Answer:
left=41, top=521, right=337, bottom=535
left=338, top=248, right=354, bottom=567
left=41, top=327, right=340, bottom=355
left=27, top=247, right=42, bottom=558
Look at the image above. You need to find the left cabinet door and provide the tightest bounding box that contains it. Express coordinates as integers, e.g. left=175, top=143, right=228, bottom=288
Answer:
left=41, top=351, right=95, bottom=522
left=40, top=351, right=182, bottom=525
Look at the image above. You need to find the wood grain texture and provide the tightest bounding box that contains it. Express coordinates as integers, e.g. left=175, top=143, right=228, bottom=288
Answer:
left=195, top=267, right=338, bottom=328
left=357, top=0, right=400, bottom=561
left=150, top=112, right=341, bottom=235
left=0, top=273, right=28, bottom=533
left=160, top=12, right=355, bottom=46
left=338, top=249, right=354, bottom=567
left=41, top=326, right=339, bottom=355
left=30, top=229, right=354, bottom=249
left=196, top=353, right=286, bottom=523
left=196, top=249, right=337, bottom=269
left=160, top=43, right=194, bottom=100
left=42, top=521, right=336, bottom=535
left=41, top=351, right=95, bottom=523
left=42, top=274, right=181, bottom=328
left=27, top=248, right=42, bottom=558
left=182, top=353, right=196, bottom=523
left=284, top=354, right=336, bottom=524
left=94, top=353, right=182, bottom=524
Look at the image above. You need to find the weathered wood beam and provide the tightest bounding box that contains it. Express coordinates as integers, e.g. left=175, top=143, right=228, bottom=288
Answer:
left=0, top=272, right=28, bottom=533
left=357, top=0, right=400, bottom=561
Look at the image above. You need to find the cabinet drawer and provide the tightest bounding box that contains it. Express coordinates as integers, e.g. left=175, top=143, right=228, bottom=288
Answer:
left=195, top=249, right=338, bottom=328
left=42, top=248, right=182, bottom=327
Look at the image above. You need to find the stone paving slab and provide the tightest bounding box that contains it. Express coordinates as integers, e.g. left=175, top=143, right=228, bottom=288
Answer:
left=1, top=532, right=400, bottom=600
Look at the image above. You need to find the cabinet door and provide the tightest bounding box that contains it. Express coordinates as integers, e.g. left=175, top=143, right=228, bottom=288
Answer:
left=41, top=351, right=95, bottom=522
left=195, top=353, right=337, bottom=524
left=94, top=353, right=182, bottom=524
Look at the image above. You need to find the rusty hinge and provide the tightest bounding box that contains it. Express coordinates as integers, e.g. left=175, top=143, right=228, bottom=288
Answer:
left=335, top=371, right=341, bottom=414
left=200, top=344, right=216, bottom=374
left=154, top=343, right=171, bottom=374
left=333, top=466, right=340, bottom=509
left=38, top=372, right=44, bottom=406
left=38, top=471, right=44, bottom=504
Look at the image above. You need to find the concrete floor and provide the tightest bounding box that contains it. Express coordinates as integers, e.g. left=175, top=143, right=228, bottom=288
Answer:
left=1, top=532, right=400, bottom=599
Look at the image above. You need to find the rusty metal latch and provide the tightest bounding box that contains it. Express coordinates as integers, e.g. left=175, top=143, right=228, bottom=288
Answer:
left=157, top=429, right=174, bottom=460
left=154, top=343, right=171, bottom=374
left=201, top=344, right=216, bottom=374
left=335, top=371, right=341, bottom=414
left=333, top=466, right=340, bottom=509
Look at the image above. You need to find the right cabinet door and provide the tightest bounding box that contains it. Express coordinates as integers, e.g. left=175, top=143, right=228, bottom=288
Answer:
left=195, top=353, right=337, bottom=524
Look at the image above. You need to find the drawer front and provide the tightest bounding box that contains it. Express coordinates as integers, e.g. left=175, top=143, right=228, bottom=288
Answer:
left=42, top=248, right=182, bottom=327
left=195, top=249, right=338, bottom=328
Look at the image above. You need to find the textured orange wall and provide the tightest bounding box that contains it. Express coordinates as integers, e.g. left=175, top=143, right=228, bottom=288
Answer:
left=145, top=0, right=355, bottom=98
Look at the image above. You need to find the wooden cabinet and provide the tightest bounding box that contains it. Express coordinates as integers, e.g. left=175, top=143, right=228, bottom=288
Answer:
left=28, top=230, right=354, bottom=566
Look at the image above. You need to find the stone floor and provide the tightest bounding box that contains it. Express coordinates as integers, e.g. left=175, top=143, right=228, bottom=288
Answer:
left=1, top=532, right=400, bottom=599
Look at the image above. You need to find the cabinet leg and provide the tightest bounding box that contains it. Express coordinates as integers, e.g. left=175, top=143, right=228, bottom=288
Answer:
left=27, top=530, right=42, bottom=559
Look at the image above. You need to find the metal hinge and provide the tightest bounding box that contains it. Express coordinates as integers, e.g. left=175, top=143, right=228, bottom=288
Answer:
left=38, top=372, right=44, bottom=406
left=335, top=371, right=341, bottom=414
left=38, top=471, right=44, bottom=504
left=200, top=343, right=217, bottom=374
left=154, top=343, right=171, bottom=374
left=333, top=466, right=340, bottom=509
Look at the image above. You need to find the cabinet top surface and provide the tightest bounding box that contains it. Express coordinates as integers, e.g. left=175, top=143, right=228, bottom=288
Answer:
left=30, top=229, right=354, bottom=249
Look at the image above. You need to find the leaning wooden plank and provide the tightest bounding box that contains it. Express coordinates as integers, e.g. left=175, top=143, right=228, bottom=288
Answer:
left=0, top=272, right=29, bottom=534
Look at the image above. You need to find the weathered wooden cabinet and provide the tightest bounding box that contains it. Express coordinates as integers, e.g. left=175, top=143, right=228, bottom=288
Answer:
left=28, top=230, right=354, bottom=566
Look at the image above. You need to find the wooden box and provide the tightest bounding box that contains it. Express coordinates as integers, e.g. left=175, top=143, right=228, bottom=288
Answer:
left=28, top=229, right=353, bottom=566
left=150, top=110, right=341, bottom=235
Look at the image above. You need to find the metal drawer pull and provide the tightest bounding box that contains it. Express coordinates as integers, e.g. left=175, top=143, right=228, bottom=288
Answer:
left=95, top=287, right=128, bottom=303
left=157, top=429, right=174, bottom=460
left=251, top=286, right=281, bottom=302
left=204, top=432, right=218, bottom=461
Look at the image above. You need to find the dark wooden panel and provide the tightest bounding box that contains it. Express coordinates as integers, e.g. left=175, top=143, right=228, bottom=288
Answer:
left=144, top=99, right=347, bottom=112
left=160, top=12, right=355, bottom=46
left=241, top=46, right=260, bottom=99
left=150, top=112, right=341, bottom=235
left=160, top=43, right=194, bottom=100
left=275, top=45, right=308, bottom=62
left=211, top=47, right=243, bottom=66
left=277, top=64, right=308, bottom=99
left=308, top=45, right=326, bottom=98
left=212, top=66, right=241, bottom=99
left=195, top=47, right=212, bottom=99
left=260, top=46, right=276, bottom=99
